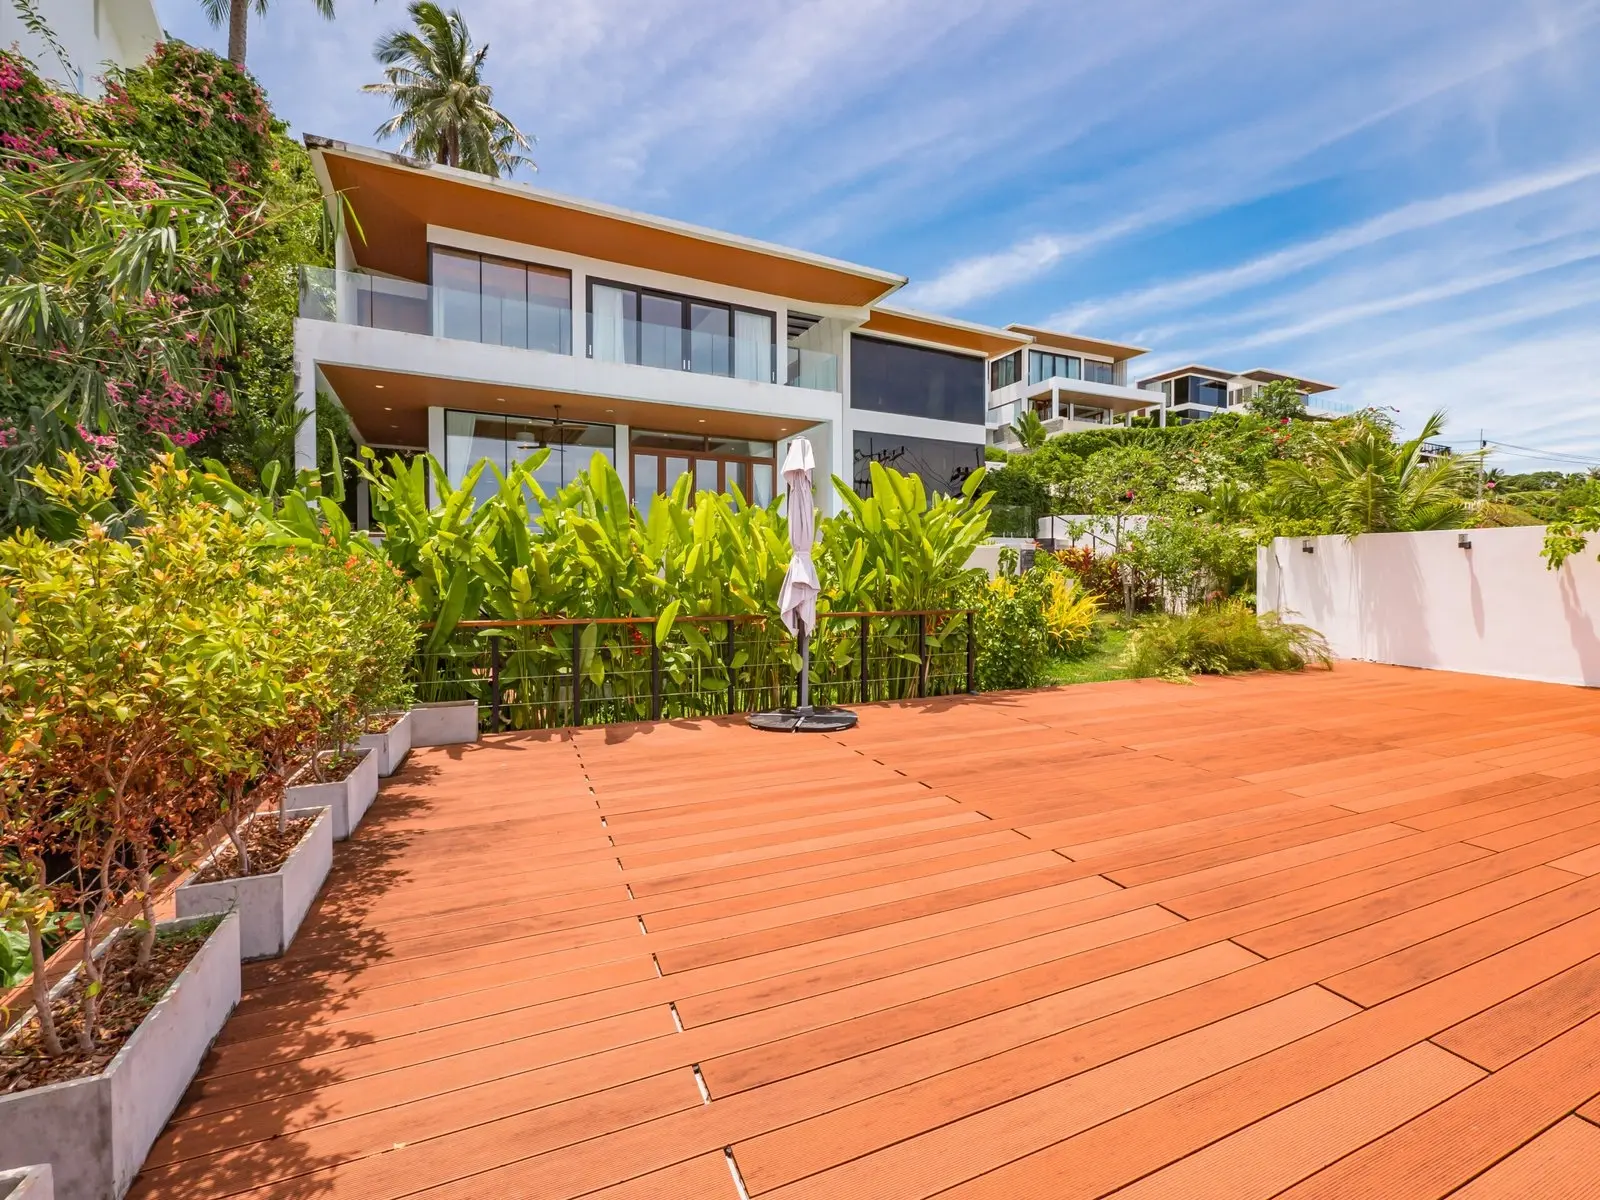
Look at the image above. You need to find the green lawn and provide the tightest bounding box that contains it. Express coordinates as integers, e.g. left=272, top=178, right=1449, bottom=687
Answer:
left=1041, top=625, right=1136, bottom=686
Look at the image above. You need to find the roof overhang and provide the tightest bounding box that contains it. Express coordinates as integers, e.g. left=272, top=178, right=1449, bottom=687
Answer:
left=1136, top=364, right=1237, bottom=387
left=320, top=364, right=803, bottom=450
left=862, top=307, right=1031, bottom=358
left=307, top=138, right=906, bottom=308
left=1005, top=324, right=1148, bottom=362
left=1236, top=368, right=1338, bottom=394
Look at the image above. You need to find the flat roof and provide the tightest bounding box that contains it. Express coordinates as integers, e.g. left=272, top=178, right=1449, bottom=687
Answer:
left=1005, top=324, right=1149, bottom=362
left=861, top=306, right=1032, bottom=358
left=1136, top=364, right=1237, bottom=386
left=308, top=138, right=907, bottom=309
left=1236, top=367, right=1339, bottom=394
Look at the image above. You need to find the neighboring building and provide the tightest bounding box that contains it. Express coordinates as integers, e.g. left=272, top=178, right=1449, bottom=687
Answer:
left=986, top=327, right=1155, bottom=447
left=295, top=138, right=1022, bottom=517
left=0, top=0, right=161, bottom=96
left=1135, top=365, right=1342, bottom=425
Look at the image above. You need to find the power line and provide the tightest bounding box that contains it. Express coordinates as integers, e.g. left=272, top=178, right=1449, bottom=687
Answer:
left=1484, top=439, right=1600, bottom=469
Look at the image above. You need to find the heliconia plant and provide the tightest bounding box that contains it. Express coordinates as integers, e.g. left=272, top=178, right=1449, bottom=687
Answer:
left=350, top=447, right=992, bottom=727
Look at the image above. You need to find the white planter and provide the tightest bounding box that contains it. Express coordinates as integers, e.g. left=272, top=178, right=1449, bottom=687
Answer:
left=409, top=699, right=479, bottom=747
left=283, top=746, right=378, bottom=840
left=0, top=1165, right=53, bottom=1200
left=174, top=809, right=333, bottom=961
left=0, top=912, right=241, bottom=1200
left=358, top=709, right=414, bottom=777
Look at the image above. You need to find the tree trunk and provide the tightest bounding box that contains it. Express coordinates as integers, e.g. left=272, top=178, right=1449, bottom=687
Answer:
left=228, top=0, right=249, bottom=66
left=75, top=911, right=100, bottom=1053
left=133, top=844, right=157, bottom=969
left=22, top=914, right=64, bottom=1057
left=223, top=797, right=252, bottom=877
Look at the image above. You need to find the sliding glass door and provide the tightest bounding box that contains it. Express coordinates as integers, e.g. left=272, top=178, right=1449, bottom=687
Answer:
left=588, top=280, right=774, bottom=382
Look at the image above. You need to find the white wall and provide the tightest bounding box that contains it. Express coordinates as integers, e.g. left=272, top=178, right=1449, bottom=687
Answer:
left=0, top=0, right=160, bottom=96
left=1258, top=527, right=1600, bottom=687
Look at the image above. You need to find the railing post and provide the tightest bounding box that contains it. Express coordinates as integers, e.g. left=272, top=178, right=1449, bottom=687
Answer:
left=650, top=620, right=662, bottom=722
left=571, top=625, right=583, bottom=728
left=966, top=610, right=977, bottom=695
left=859, top=615, right=870, bottom=705
left=726, top=618, right=737, bottom=715
left=489, top=636, right=503, bottom=733
left=917, top=612, right=928, bottom=699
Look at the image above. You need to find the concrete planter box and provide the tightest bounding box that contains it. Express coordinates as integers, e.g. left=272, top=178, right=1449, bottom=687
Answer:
left=0, top=912, right=241, bottom=1200
left=174, top=809, right=333, bottom=961
left=410, top=699, right=479, bottom=747
left=0, top=1165, right=53, bottom=1200
left=358, top=709, right=414, bottom=777
left=283, top=746, right=378, bottom=841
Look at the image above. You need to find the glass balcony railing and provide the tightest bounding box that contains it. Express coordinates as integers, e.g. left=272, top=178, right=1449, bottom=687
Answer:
left=298, top=266, right=572, bottom=354
left=300, top=266, right=840, bottom=392
left=787, top=346, right=839, bottom=392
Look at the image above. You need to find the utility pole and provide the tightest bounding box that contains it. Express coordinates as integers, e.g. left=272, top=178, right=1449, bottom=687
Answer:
left=1478, top=429, right=1485, bottom=502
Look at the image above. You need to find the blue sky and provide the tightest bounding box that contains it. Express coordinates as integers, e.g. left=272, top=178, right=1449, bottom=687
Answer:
left=154, top=0, right=1600, bottom=471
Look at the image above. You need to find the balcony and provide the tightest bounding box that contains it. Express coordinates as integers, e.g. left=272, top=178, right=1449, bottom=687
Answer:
left=298, top=267, right=840, bottom=393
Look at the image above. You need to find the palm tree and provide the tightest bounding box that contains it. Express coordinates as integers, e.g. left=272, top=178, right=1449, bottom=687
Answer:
left=1011, top=410, right=1048, bottom=451
left=1266, top=410, right=1481, bottom=534
left=362, top=2, right=535, bottom=178
left=200, top=0, right=335, bottom=68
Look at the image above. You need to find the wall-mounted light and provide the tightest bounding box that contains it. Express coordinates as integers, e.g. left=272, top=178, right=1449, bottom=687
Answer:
left=1458, top=533, right=1472, bottom=550
left=1301, top=540, right=1315, bottom=555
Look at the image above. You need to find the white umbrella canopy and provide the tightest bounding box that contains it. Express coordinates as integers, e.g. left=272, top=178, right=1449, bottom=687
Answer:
left=777, top=437, right=819, bottom=638
left=748, top=435, right=857, bottom=730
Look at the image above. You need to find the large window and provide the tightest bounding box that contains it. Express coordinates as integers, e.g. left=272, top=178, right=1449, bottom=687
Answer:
left=444, top=411, right=613, bottom=512
left=989, top=351, right=1020, bottom=391
left=588, top=281, right=775, bottom=383
left=429, top=248, right=572, bottom=354
left=851, top=335, right=985, bottom=424
left=1173, top=375, right=1228, bottom=408
left=1083, top=359, right=1116, bottom=385
left=852, top=431, right=982, bottom=498
left=1029, top=349, right=1080, bottom=384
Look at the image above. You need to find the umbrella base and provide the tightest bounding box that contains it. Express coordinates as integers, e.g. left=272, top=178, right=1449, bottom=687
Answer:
left=747, top=706, right=860, bottom=734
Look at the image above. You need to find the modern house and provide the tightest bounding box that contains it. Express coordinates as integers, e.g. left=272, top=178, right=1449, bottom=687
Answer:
left=986, top=327, right=1155, bottom=447
left=0, top=0, right=161, bottom=96
left=1135, top=365, right=1342, bottom=425
left=295, top=138, right=1031, bottom=517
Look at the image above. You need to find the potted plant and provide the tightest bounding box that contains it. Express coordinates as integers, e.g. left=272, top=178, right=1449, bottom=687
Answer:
left=174, top=568, right=335, bottom=960
left=0, top=460, right=247, bottom=1198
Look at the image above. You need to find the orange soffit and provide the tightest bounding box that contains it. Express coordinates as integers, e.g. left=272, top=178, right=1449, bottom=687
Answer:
left=318, top=149, right=904, bottom=309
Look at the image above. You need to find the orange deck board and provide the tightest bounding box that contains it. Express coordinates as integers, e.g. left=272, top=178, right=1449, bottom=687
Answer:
left=131, top=663, right=1600, bottom=1198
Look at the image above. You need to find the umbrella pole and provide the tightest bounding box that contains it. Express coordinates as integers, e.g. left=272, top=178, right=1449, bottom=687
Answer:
left=798, top=620, right=811, bottom=712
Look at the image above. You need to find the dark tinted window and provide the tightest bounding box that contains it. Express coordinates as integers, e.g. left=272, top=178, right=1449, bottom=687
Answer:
left=851, top=335, right=985, bottom=423
left=989, top=351, right=1020, bottom=391
left=1084, top=359, right=1115, bottom=384
left=852, top=431, right=982, bottom=498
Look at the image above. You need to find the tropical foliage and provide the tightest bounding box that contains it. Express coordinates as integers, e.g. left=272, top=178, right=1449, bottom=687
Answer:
left=0, top=454, right=415, bottom=1056
left=363, top=2, right=534, bottom=177
left=1123, top=600, right=1331, bottom=682
left=0, top=42, right=334, bottom=531
left=352, top=450, right=991, bottom=726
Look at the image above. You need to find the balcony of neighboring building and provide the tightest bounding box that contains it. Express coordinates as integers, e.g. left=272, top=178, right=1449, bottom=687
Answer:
left=986, top=344, right=1159, bottom=446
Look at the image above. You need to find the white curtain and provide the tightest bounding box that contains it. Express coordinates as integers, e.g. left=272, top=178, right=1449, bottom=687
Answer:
left=592, top=285, right=627, bottom=362
left=734, top=310, right=772, bottom=382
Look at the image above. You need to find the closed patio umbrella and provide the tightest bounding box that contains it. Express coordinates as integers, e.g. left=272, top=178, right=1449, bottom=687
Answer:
left=749, top=437, right=858, bottom=733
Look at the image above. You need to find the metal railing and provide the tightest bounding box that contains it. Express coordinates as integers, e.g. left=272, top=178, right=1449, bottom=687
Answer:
left=414, top=610, right=977, bottom=732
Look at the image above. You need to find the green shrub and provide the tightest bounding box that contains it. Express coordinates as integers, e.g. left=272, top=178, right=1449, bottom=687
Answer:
left=1123, top=601, right=1330, bottom=681
left=969, top=571, right=1049, bottom=691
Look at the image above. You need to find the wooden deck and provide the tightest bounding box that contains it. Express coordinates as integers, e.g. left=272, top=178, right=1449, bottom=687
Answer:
left=134, top=662, right=1600, bottom=1199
